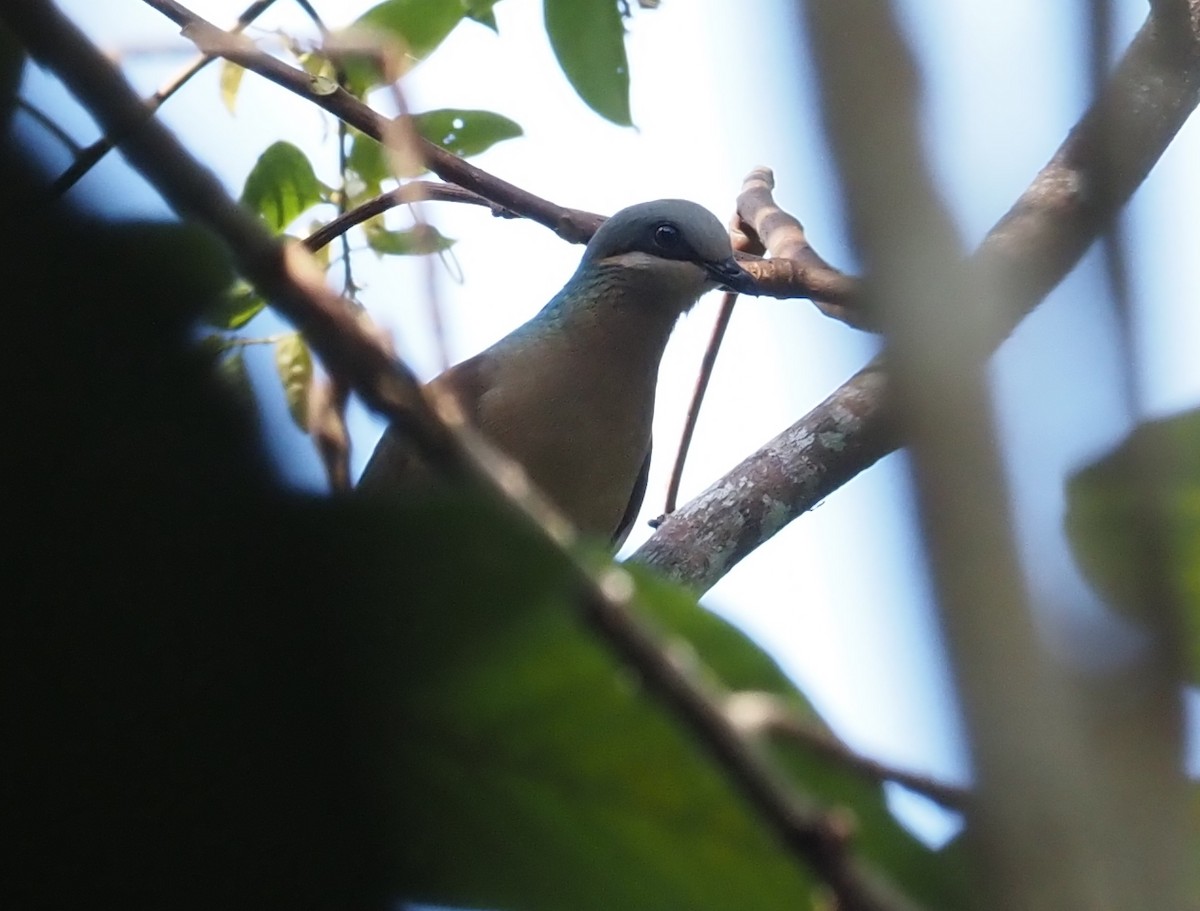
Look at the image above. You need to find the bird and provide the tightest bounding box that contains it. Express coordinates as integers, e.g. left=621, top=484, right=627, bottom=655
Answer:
left=357, top=198, right=757, bottom=548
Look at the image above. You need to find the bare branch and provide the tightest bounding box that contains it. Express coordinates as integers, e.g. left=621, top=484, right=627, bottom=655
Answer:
left=737, top=166, right=869, bottom=329
left=661, top=291, right=738, bottom=517
left=633, top=3, right=1200, bottom=593
left=16, top=97, right=82, bottom=154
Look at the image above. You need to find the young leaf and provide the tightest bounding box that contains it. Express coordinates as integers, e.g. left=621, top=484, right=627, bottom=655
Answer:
left=218, top=60, right=245, bottom=114
left=543, top=0, right=632, bottom=126
left=274, top=332, right=314, bottom=431
left=364, top=221, right=454, bottom=256
left=413, top=108, right=523, bottom=159
left=241, top=141, right=325, bottom=233
left=347, top=131, right=390, bottom=196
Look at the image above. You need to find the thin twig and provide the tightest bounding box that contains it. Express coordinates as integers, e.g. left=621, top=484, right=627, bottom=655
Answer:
left=302, top=181, right=513, bottom=253
left=2, top=7, right=917, bottom=908
left=661, top=292, right=737, bottom=517
left=16, top=98, right=82, bottom=154
left=52, top=0, right=278, bottom=196
left=725, top=692, right=967, bottom=811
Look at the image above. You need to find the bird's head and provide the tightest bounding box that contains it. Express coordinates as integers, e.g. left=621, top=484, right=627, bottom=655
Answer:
left=578, top=199, right=758, bottom=307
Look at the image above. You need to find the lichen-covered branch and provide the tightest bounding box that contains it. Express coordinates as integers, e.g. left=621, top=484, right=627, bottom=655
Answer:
left=633, top=4, right=1200, bottom=593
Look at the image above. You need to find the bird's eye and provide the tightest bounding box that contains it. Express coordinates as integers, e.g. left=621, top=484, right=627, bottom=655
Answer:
left=653, top=223, right=682, bottom=250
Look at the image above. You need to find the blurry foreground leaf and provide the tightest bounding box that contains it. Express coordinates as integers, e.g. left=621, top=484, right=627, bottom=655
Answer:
left=364, top=221, right=454, bottom=256
left=466, top=0, right=501, bottom=31
left=219, top=60, right=244, bottom=114
left=274, top=332, right=313, bottom=431
left=350, top=499, right=970, bottom=911
left=204, top=280, right=265, bottom=330
left=1065, top=409, right=1200, bottom=680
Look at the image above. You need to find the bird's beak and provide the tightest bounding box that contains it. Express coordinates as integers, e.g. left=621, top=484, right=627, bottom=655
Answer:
left=704, top=257, right=758, bottom=295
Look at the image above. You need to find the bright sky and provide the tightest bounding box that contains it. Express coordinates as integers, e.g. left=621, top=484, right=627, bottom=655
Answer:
left=26, top=0, right=1200, bottom=843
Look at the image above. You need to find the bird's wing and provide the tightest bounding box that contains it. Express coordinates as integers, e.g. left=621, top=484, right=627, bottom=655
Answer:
left=357, top=352, right=496, bottom=493
left=612, top=442, right=651, bottom=549
left=428, top=351, right=494, bottom=422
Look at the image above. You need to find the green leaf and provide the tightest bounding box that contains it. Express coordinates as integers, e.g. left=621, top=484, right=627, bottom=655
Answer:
left=544, top=0, right=632, bottom=126
left=346, top=1, right=503, bottom=92
left=347, top=130, right=390, bottom=197
left=345, top=490, right=969, bottom=911
left=414, top=108, right=523, bottom=159
left=624, top=565, right=970, bottom=911
left=205, top=280, right=266, bottom=330
left=467, top=8, right=498, bottom=30
left=465, top=0, right=502, bottom=30
left=357, top=0, right=468, bottom=63
left=218, top=60, right=244, bottom=114
left=364, top=221, right=454, bottom=256
left=274, top=332, right=313, bottom=431
left=241, top=141, right=325, bottom=233
left=1065, top=408, right=1200, bottom=680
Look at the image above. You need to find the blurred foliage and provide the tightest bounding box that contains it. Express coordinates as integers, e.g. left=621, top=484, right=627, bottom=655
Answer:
left=274, top=331, right=315, bottom=431
left=1065, top=408, right=1200, bottom=680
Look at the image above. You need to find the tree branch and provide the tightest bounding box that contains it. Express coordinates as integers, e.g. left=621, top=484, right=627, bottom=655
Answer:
left=633, top=2, right=1200, bottom=592
left=141, top=0, right=607, bottom=243
left=52, top=0, right=280, bottom=196
left=725, top=692, right=967, bottom=811
left=301, top=180, right=514, bottom=253
left=736, top=165, right=869, bottom=328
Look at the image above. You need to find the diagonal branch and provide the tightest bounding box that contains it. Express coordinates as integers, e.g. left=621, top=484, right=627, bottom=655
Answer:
left=725, top=692, right=967, bottom=811
left=632, top=3, right=1200, bottom=593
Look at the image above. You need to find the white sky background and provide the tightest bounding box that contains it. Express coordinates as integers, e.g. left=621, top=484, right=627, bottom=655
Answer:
left=25, top=0, right=1200, bottom=843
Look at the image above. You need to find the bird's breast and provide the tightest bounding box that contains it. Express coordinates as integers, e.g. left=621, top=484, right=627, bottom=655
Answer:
left=459, top=329, right=661, bottom=540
